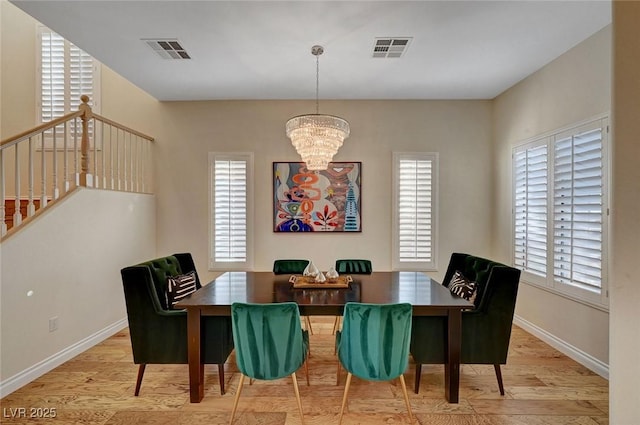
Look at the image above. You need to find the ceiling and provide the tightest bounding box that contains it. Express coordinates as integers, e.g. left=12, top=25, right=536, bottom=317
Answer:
left=11, top=1, right=611, bottom=101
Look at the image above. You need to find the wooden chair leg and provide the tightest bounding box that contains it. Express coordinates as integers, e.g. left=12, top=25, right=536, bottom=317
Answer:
left=304, top=359, right=310, bottom=386
left=291, top=373, right=305, bottom=424
left=229, top=374, right=245, bottom=425
left=494, top=364, right=505, bottom=395
left=332, top=316, right=341, bottom=335
left=336, top=360, right=341, bottom=386
left=218, top=363, right=226, bottom=395
left=398, top=374, right=414, bottom=423
left=134, top=364, right=146, bottom=396
left=338, top=372, right=353, bottom=425
left=305, top=315, right=314, bottom=335
left=414, top=363, right=422, bottom=394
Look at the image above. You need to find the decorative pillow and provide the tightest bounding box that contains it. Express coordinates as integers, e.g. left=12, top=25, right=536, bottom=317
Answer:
left=166, top=271, right=197, bottom=309
left=449, top=270, right=478, bottom=305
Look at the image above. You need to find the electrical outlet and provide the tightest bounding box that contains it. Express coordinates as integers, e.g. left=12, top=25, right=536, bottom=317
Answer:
left=49, top=316, right=59, bottom=332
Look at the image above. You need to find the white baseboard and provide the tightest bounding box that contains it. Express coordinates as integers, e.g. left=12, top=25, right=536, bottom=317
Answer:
left=0, top=318, right=128, bottom=398
left=514, top=314, right=609, bottom=379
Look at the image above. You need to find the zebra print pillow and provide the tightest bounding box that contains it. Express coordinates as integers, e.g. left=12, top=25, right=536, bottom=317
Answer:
left=166, top=271, right=197, bottom=309
left=449, top=270, right=478, bottom=305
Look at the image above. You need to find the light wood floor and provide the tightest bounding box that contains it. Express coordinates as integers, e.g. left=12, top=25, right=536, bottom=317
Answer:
left=1, top=317, right=608, bottom=425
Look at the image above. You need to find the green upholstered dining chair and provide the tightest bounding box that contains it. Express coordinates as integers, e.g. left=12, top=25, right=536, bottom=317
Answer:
left=332, top=259, right=373, bottom=334
left=335, top=259, right=373, bottom=275
left=273, top=259, right=309, bottom=275
left=335, top=302, right=413, bottom=425
left=273, top=259, right=314, bottom=335
left=410, top=253, right=521, bottom=395
left=120, top=253, right=234, bottom=396
left=229, top=302, right=310, bottom=425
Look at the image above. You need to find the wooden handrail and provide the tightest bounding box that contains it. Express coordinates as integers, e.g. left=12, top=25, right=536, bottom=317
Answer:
left=0, top=110, right=83, bottom=149
left=93, top=113, right=154, bottom=142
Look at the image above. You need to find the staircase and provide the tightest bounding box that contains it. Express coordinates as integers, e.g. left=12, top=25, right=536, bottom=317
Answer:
left=0, top=95, right=154, bottom=238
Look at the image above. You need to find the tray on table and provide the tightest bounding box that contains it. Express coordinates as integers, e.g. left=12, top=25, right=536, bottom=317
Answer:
left=289, top=275, right=352, bottom=289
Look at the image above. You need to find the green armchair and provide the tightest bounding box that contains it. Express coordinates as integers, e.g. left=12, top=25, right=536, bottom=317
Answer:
left=410, top=252, right=521, bottom=395
left=120, top=253, right=234, bottom=396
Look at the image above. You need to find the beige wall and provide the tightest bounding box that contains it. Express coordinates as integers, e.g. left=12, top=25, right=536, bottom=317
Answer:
left=154, top=100, right=494, bottom=283
left=0, top=188, right=156, bottom=390
left=492, top=26, right=611, bottom=366
left=610, top=2, right=640, bottom=422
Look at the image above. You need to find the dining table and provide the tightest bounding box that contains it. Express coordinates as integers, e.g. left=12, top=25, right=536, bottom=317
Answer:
left=176, top=271, right=473, bottom=403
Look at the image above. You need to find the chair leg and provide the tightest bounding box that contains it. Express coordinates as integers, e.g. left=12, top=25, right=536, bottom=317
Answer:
left=229, top=374, right=245, bottom=425
left=304, top=359, right=310, bottom=386
left=134, top=364, right=146, bottom=396
left=414, top=363, right=422, bottom=394
left=398, top=374, right=414, bottom=423
left=336, top=361, right=341, bottom=386
left=332, top=316, right=341, bottom=335
left=494, top=364, right=505, bottom=395
left=291, top=373, right=305, bottom=424
left=338, top=372, right=353, bottom=425
left=305, top=315, right=314, bottom=335
left=218, top=364, right=225, bottom=395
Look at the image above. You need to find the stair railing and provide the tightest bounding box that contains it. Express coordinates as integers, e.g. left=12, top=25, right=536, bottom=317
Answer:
left=0, top=95, right=154, bottom=237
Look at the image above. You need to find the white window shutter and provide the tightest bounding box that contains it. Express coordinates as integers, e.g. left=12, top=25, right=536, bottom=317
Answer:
left=553, top=127, right=603, bottom=290
left=210, top=153, right=253, bottom=270
left=513, top=143, right=548, bottom=277
left=39, top=26, right=99, bottom=127
left=394, top=153, right=437, bottom=270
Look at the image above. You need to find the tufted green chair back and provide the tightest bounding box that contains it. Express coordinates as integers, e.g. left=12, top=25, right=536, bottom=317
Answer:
left=273, top=259, right=309, bottom=275
left=335, top=259, right=372, bottom=274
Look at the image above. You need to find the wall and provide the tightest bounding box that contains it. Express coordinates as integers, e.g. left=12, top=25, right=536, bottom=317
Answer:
left=154, top=100, right=494, bottom=283
left=0, top=188, right=156, bottom=395
left=610, top=2, right=640, bottom=422
left=492, top=26, right=611, bottom=368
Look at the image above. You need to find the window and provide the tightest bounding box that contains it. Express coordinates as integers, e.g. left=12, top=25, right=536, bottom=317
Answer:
left=37, top=26, right=100, bottom=127
left=392, top=152, right=438, bottom=271
left=209, top=153, right=253, bottom=270
left=513, top=117, right=609, bottom=306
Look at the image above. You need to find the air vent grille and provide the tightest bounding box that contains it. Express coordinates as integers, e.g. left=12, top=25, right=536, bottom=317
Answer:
left=372, top=37, right=412, bottom=58
left=143, top=39, right=191, bottom=59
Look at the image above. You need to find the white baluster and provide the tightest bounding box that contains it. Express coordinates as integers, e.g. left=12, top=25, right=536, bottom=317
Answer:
left=116, top=128, right=121, bottom=191
left=27, top=137, right=35, bottom=217
left=93, top=117, right=98, bottom=188
left=40, top=136, right=47, bottom=208
left=101, top=121, right=106, bottom=189
left=52, top=125, right=59, bottom=200
left=63, top=121, right=69, bottom=192
left=13, top=143, right=22, bottom=227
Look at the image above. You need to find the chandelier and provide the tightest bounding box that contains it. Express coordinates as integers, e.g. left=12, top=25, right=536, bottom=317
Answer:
left=286, top=45, right=350, bottom=171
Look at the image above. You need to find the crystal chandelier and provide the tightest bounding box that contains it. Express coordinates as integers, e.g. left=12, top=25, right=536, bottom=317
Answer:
left=286, top=45, right=350, bottom=171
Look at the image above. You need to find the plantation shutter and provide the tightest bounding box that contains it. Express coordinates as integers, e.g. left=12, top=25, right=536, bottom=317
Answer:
left=39, top=27, right=98, bottom=127
left=553, top=126, right=604, bottom=290
left=513, top=143, right=548, bottom=276
left=213, top=159, right=248, bottom=262
left=40, top=31, right=66, bottom=123
left=397, top=157, right=434, bottom=265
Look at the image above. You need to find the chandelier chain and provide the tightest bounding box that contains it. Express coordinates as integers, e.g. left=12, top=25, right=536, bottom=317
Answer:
left=315, top=54, right=320, bottom=115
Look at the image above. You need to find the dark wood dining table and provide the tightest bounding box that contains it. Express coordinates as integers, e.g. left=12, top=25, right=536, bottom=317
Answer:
left=176, top=271, right=472, bottom=404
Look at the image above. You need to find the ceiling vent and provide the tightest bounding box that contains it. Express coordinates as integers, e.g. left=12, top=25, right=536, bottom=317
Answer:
left=372, top=37, right=412, bottom=58
left=143, top=39, right=191, bottom=59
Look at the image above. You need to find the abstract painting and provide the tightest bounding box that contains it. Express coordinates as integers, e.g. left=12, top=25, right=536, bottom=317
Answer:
left=273, top=162, right=361, bottom=232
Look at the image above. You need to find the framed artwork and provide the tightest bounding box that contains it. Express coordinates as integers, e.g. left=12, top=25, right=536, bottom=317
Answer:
left=273, top=162, right=362, bottom=232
